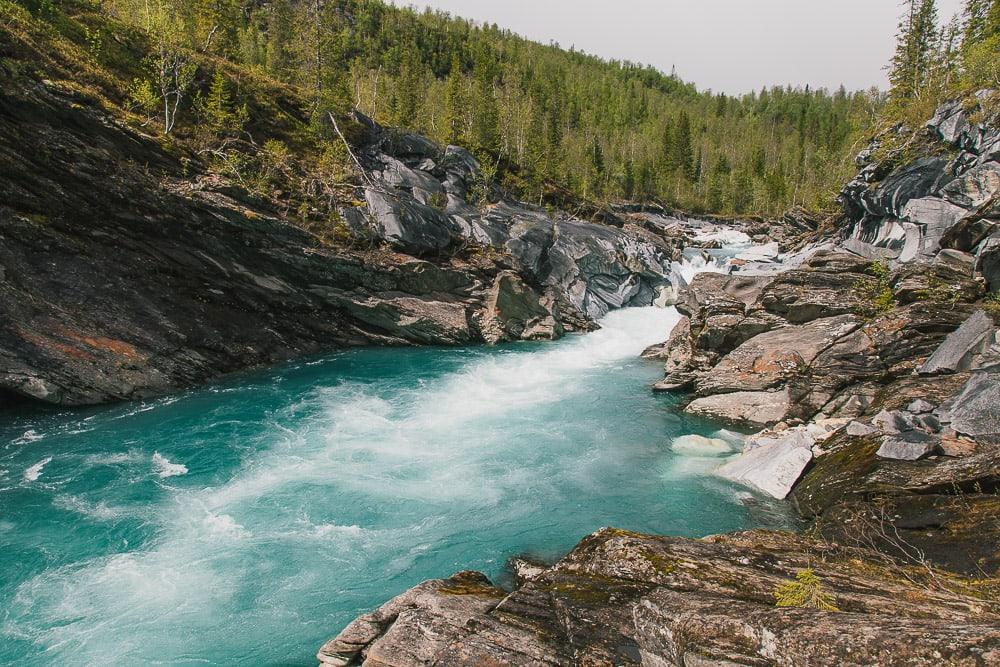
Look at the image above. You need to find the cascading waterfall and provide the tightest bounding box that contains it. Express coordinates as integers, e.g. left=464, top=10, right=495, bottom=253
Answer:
left=0, top=240, right=789, bottom=666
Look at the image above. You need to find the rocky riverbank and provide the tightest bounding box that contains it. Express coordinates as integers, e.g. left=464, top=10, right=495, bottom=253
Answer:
left=318, top=98, right=1000, bottom=665
left=0, top=77, right=693, bottom=406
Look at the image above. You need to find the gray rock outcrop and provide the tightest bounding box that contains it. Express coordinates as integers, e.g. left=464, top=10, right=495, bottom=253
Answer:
left=319, top=529, right=1000, bottom=667
left=918, top=310, right=996, bottom=374
left=0, top=79, right=683, bottom=406
left=839, top=95, right=1000, bottom=273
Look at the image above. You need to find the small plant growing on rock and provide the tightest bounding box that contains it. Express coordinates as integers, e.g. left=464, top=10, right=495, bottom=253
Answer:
left=985, top=292, right=1000, bottom=323
left=428, top=191, right=448, bottom=211
left=853, top=261, right=896, bottom=318
left=774, top=568, right=839, bottom=611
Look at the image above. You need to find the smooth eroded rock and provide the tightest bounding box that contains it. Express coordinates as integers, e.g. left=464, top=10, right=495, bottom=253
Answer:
left=685, top=388, right=792, bottom=429
left=919, top=310, right=995, bottom=375
left=715, top=436, right=814, bottom=499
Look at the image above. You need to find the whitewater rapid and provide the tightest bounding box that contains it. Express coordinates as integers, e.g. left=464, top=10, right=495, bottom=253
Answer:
left=1, top=253, right=790, bottom=665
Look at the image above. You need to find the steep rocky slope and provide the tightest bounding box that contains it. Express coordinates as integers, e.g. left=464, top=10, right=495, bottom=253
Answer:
left=0, top=76, right=685, bottom=406
left=319, top=98, right=1000, bottom=665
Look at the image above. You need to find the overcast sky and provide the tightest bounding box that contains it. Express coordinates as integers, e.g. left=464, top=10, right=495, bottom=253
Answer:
left=387, top=0, right=965, bottom=94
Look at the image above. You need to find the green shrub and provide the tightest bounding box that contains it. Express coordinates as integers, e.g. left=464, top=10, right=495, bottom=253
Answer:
left=427, top=191, right=448, bottom=211
left=853, top=260, right=896, bottom=318
left=985, top=292, right=1000, bottom=323
left=774, top=569, right=839, bottom=612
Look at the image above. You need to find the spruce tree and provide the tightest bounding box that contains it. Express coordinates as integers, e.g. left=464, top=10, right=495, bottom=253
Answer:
left=672, top=111, right=694, bottom=180
left=889, top=0, right=940, bottom=102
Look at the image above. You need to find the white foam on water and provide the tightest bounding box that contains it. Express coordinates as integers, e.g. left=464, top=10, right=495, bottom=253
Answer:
left=8, top=305, right=688, bottom=665
left=12, top=429, right=43, bottom=445
left=153, top=452, right=188, bottom=479
left=691, top=227, right=752, bottom=246
left=84, top=450, right=145, bottom=467
left=23, top=457, right=52, bottom=482
left=674, top=253, right=728, bottom=284
left=201, top=513, right=249, bottom=540
left=53, top=495, right=128, bottom=522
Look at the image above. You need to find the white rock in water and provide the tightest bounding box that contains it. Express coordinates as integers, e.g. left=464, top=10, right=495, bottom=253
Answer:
left=715, top=439, right=813, bottom=500
left=671, top=434, right=735, bottom=457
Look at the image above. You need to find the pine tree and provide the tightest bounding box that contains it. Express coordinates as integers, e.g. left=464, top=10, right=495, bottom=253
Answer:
left=961, top=0, right=1000, bottom=87
left=660, top=121, right=674, bottom=168
left=750, top=146, right=767, bottom=179
left=621, top=158, right=635, bottom=199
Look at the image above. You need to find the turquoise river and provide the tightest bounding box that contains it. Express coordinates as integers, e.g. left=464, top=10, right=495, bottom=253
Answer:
left=0, top=305, right=791, bottom=666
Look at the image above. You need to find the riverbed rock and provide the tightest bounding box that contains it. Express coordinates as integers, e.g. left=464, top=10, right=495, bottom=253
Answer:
left=477, top=272, right=561, bottom=344
left=316, top=571, right=505, bottom=667
left=939, top=363, right=1000, bottom=444
left=756, top=251, right=869, bottom=323
left=542, top=219, right=674, bottom=319
left=696, top=315, right=861, bottom=396
left=364, top=188, right=458, bottom=255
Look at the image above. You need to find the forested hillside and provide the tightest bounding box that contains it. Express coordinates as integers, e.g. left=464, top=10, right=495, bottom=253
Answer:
left=6, top=0, right=881, bottom=218
left=880, top=0, right=998, bottom=147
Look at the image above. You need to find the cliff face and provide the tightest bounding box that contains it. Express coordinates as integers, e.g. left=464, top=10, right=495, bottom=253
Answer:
left=0, top=77, right=686, bottom=406
left=319, top=99, right=1000, bottom=666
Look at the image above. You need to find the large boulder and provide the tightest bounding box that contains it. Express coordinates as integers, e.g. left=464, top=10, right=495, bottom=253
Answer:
left=542, top=219, right=673, bottom=319
left=477, top=272, right=562, bottom=344
left=858, top=156, right=951, bottom=219
left=696, top=315, right=861, bottom=396
left=941, top=160, right=1000, bottom=209
left=900, top=196, right=969, bottom=257
left=364, top=189, right=457, bottom=255
left=876, top=430, right=941, bottom=461
left=376, top=156, right=445, bottom=195
left=756, top=250, right=869, bottom=324
left=939, top=362, right=1000, bottom=444
left=714, top=435, right=814, bottom=499
left=918, top=310, right=995, bottom=375
left=928, top=99, right=971, bottom=145
left=684, top=388, right=792, bottom=429
left=316, top=571, right=504, bottom=667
